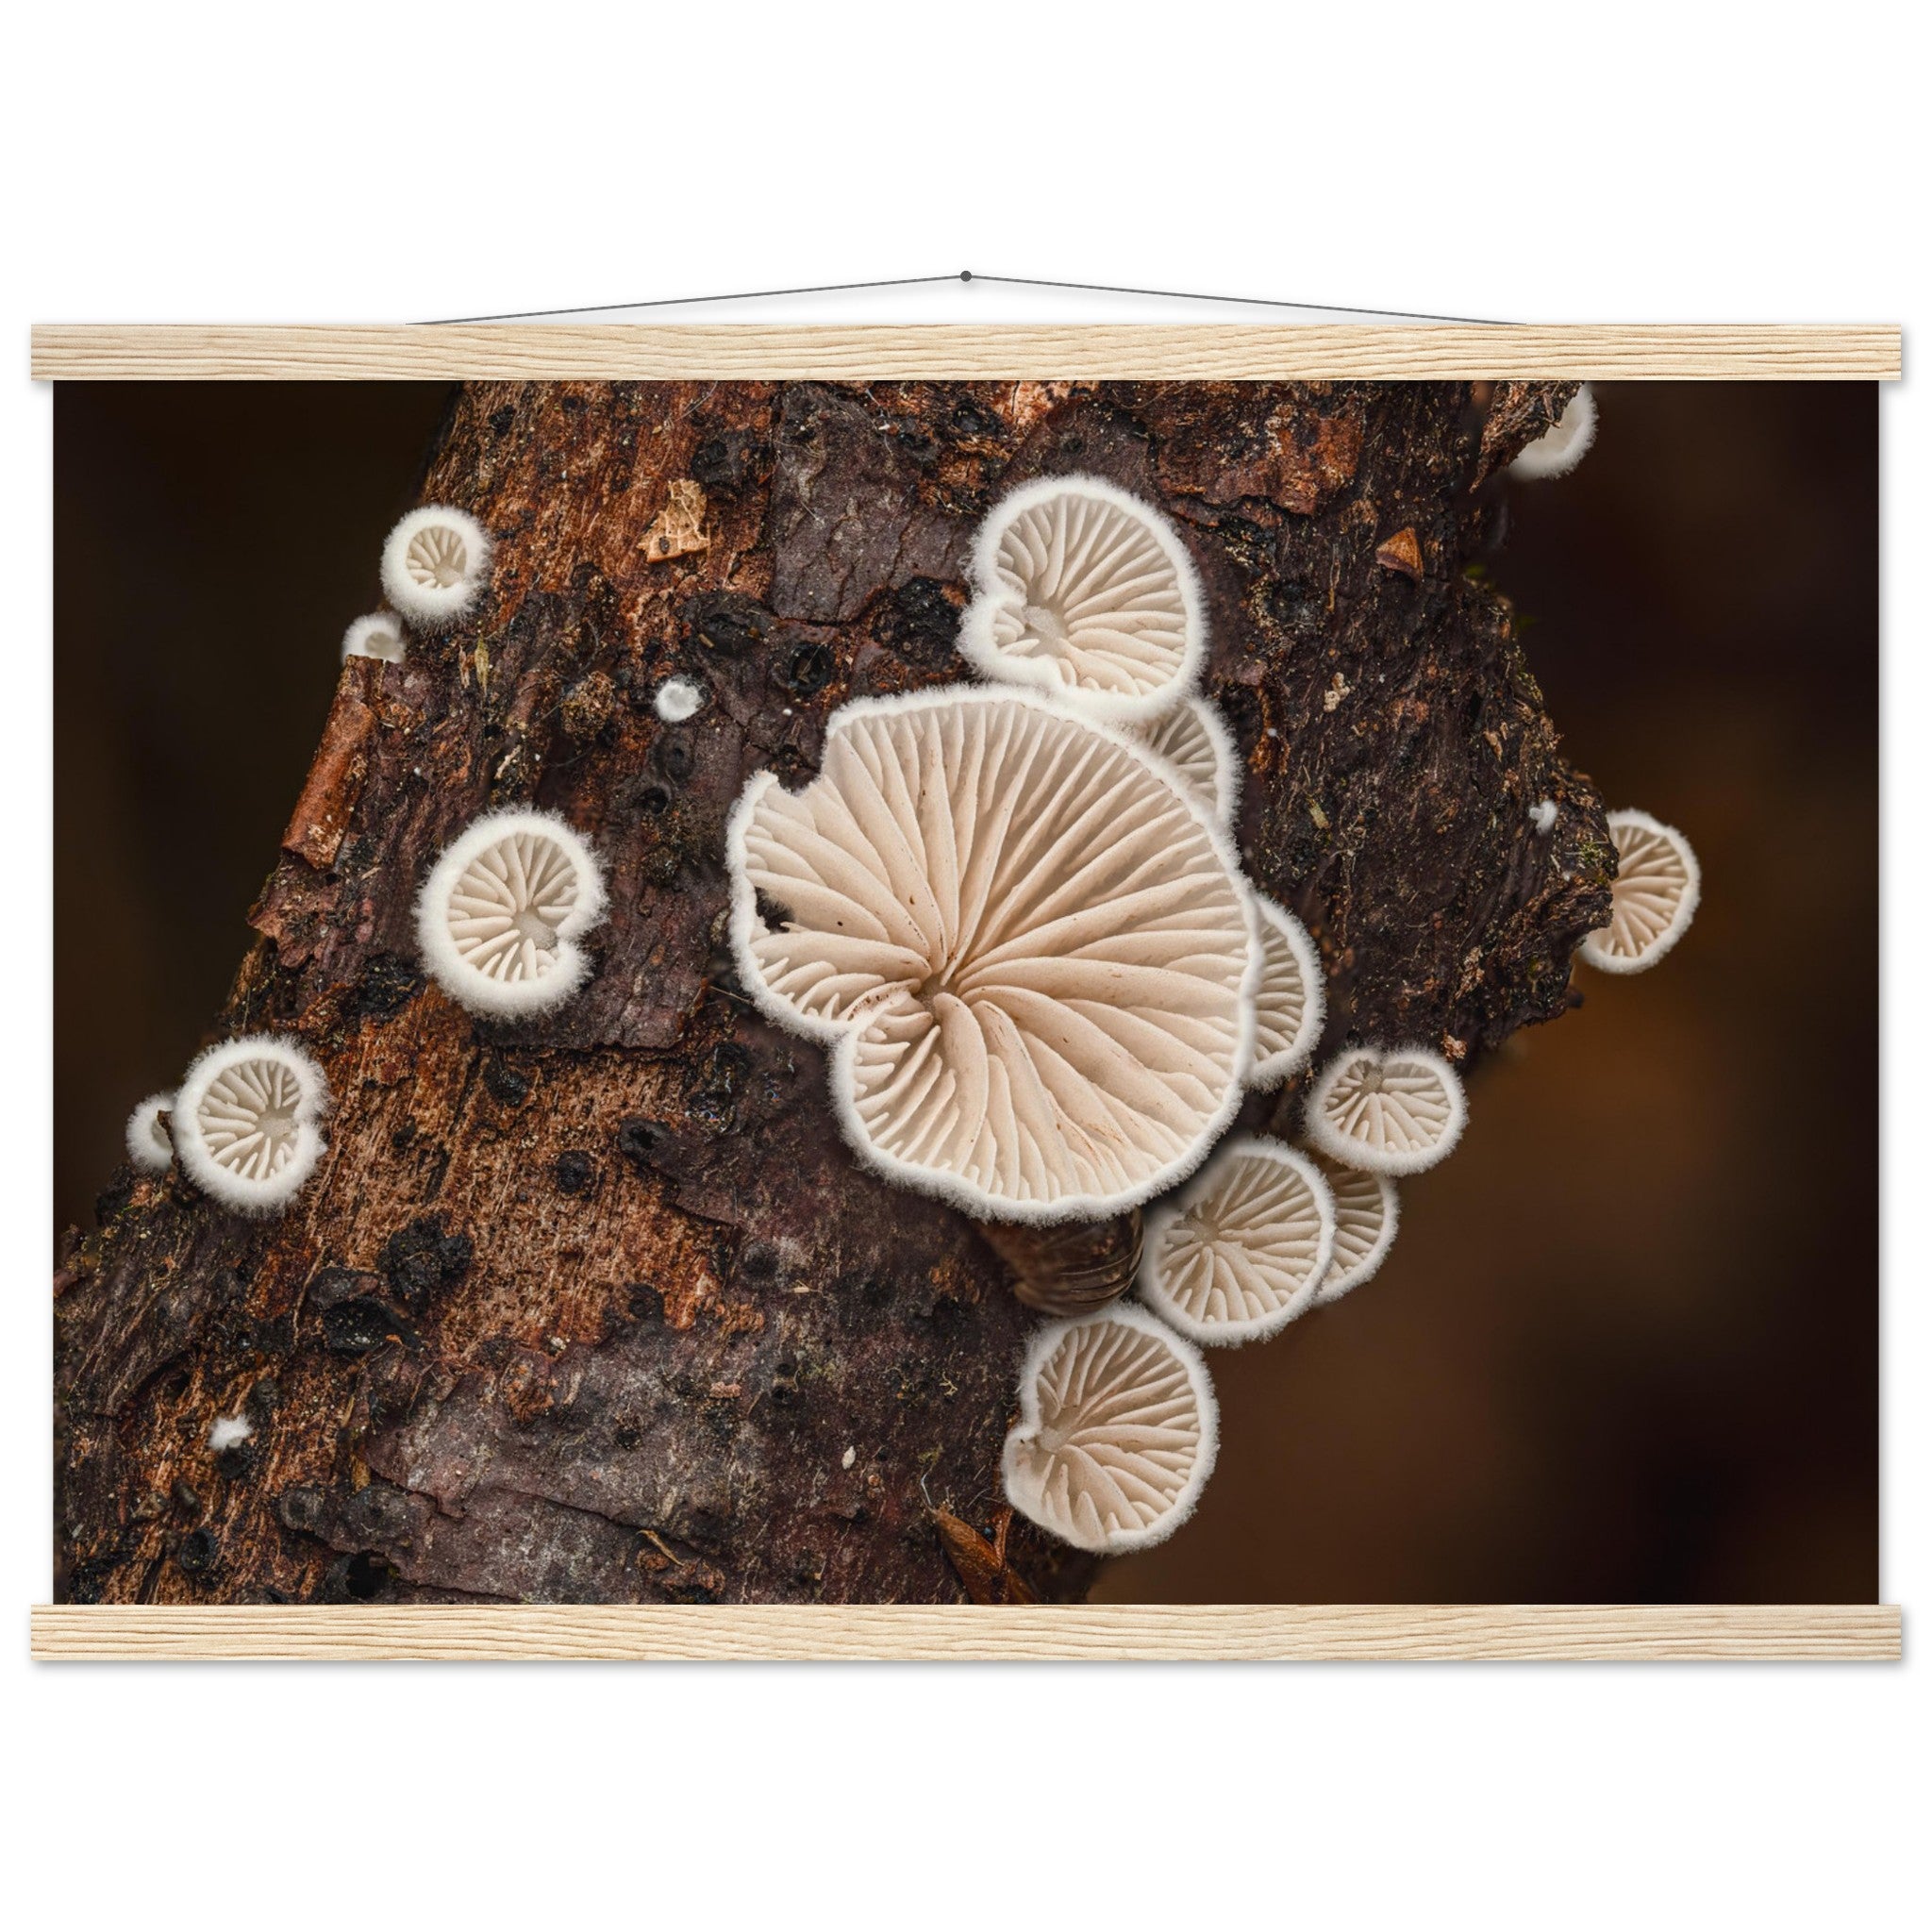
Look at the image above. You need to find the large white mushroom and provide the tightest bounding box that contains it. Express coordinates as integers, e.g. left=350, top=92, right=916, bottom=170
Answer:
left=1002, top=1303, right=1218, bottom=1554
left=728, top=686, right=1258, bottom=1224
left=958, top=476, right=1206, bottom=724
left=1577, top=808, right=1701, bottom=974
left=1139, top=1138, right=1336, bottom=1345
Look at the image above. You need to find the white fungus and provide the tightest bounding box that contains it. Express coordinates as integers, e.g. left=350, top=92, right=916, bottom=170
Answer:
left=379, top=505, right=491, bottom=630
left=208, top=1415, right=253, bottom=1452
left=173, top=1036, right=329, bottom=1217
left=1576, top=808, right=1702, bottom=974
left=1307, top=1149, right=1399, bottom=1306
left=417, top=808, right=608, bottom=1019
left=1128, top=695, right=1241, bottom=825
left=728, top=686, right=1258, bottom=1224
left=1246, top=892, right=1326, bottom=1090
left=1531, top=798, right=1557, bottom=835
left=1140, top=1138, right=1336, bottom=1345
left=125, top=1092, right=175, bottom=1174
left=1002, top=1303, right=1218, bottom=1554
left=341, top=611, right=407, bottom=665
left=1305, top=1043, right=1467, bottom=1176
left=958, top=476, right=1206, bottom=724
left=1509, top=385, right=1598, bottom=481
left=654, top=675, right=706, bottom=723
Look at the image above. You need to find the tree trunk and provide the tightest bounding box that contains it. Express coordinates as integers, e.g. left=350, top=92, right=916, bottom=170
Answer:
left=54, top=376, right=1611, bottom=1607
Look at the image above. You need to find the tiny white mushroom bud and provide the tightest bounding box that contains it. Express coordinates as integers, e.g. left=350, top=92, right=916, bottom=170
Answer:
left=1140, top=1138, right=1336, bottom=1345
left=379, top=505, right=491, bottom=630
left=341, top=611, right=407, bottom=664
left=728, top=687, right=1258, bottom=1224
left=1307, top=1150, right=1399, bottom=1305
left=1531, top=798, right=1557, bottom=835
left=1128, top=695, right=1241, bottom=826
left=1246, top=892, right=1326, bottom=1091
left=125, top=1092, right=175, bottom=1174
left=654, top=675, right=706, bottom=723
left=174, top=1036, right=330, bottom=1217
left=1509, top=385, right=1598, bottom=481
left=1576, top=808, right=1702, bottom=974
left=208, top=1415, right=253, bottom=1452
left=1305, top=1043, right=1467, bottom=1176
left=1002, top=1304, right=1218, bottom=1554
left=959, top=476, right=1207, bottom=723
left=417, top=808, right=608, bottom=1019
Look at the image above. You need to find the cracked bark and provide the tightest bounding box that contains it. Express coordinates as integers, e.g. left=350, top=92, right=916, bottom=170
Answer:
left=54, top=377, right=1611, bottom=1607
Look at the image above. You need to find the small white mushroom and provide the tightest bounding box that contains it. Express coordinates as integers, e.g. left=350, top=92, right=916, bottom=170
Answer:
left=173, top=1036, right=329, bottom=1217
left=1510, top=385, right=1597, bottom=481
left=208, top=1415, right=253, bottom=1452
left=1577, top=808, right=1701, bottom=974
left=341, top=611, right=407, bottom=664
left=728, top=686, right=1258, bottom=1223
left=958, top=476, right=1205, bottom=723
left=1002, top=1303, right=1218, bottom=1554
left=1140, top=1138, right=1336, bottom=1345
left=1246, top=892, right=1326, bottom=1090
left=1128, top=695, right=1241, bottom=825
left=654, top=675, right=706, bottom=723
left=380, top=505, right=491, bottom=630
left=417, top=808, right=608, bottom=1018
left=125, top=1092, right=175, bottom=1174
left=1307, top=1150, right=1399, bottom=1306
left=1305, top=1043, right=1467, bottom=1176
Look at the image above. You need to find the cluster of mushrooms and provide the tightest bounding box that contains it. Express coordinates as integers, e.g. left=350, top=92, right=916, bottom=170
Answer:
left=124, top=382, right=1704, bottom=1564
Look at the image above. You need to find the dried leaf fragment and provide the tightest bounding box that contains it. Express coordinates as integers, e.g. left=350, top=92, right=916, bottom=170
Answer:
left=1375, top=527, right=1424, bottom=580
left=640, top=478, right=709, bottom=562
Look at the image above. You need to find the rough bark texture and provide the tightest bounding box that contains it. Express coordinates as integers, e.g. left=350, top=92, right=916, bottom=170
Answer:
left=54, top=378, right=1611, bottom=1607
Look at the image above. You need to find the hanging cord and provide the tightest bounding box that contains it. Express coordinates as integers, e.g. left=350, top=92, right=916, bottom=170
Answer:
left=423, top=271, right=1504, bottom=328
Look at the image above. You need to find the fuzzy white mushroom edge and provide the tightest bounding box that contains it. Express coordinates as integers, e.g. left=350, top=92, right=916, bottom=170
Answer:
left=125, top=1092, right=176, bottom=1174
left=1304, top=1043, right=1468, bottom=1177
left=1576, top=808, right=1702, bottom=974
left=726, top=684, right=1262, bottom=1226
left=1139, top=1137, right=1337, bottom=1347
left=417, top=808, right=608, bottom=1020
left=958, top=475, right=1208, bottom=724
left=380, top=505, right=492, bottom=631
left=1510, top=386, right=1598, bottom=481
left=341, top=611, right=407, bottom=664
left=1002, top=1302, right=1220, bottom=1555
left=173, top=1036, right=330, bottom=1217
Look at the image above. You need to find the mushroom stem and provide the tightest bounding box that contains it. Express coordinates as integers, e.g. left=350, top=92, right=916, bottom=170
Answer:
left=975, top=1210, right=1144, bottom=1316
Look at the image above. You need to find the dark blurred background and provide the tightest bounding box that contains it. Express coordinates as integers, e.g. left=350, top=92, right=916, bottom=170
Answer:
left=55, top=382, right=1876, bottom=1604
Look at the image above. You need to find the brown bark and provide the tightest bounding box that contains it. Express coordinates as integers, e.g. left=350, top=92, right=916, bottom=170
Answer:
left=54, top=378, right=1612, bottom=1607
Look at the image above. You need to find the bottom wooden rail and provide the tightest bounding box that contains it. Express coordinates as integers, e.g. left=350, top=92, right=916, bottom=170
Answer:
left=30, top=1602, right=1901, bottom=1661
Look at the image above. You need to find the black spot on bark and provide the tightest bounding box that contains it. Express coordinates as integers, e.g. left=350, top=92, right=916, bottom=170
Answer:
left=685, top=591, right=771, bottom=661
left=347, top=952, right=424, bottom=1020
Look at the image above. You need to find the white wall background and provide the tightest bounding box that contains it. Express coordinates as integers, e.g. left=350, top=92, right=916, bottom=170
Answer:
left=4, top=6, right=1921, bottom=1924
